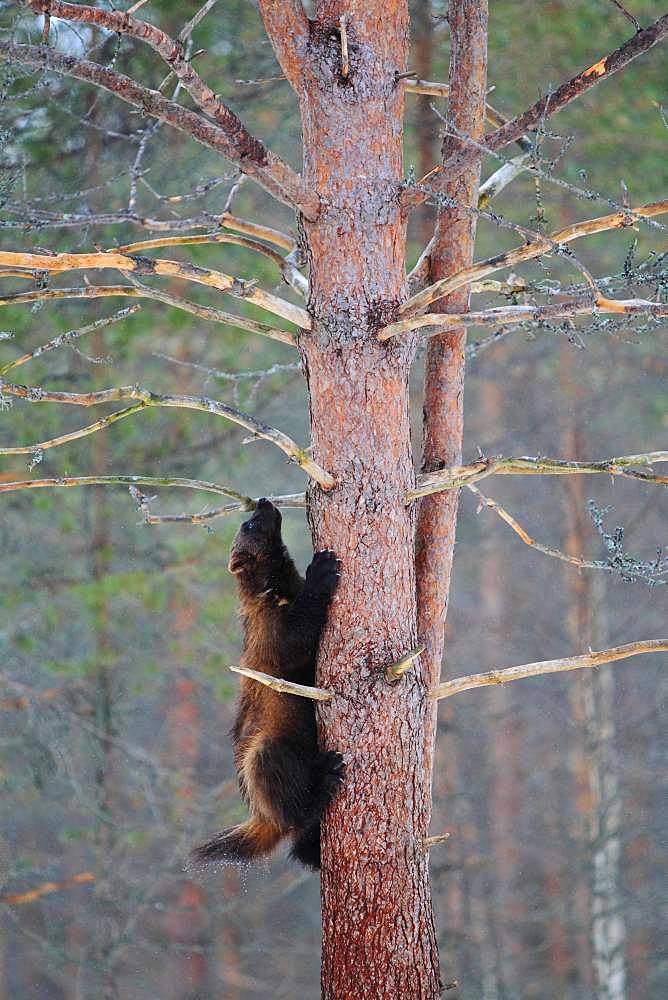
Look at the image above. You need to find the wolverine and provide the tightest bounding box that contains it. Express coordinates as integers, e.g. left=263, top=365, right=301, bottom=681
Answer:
left=191, top=499, right=344, bottom=870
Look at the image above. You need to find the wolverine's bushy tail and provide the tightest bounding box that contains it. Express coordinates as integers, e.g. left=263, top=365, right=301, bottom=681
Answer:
left=190, top=817, right=283, bottom=865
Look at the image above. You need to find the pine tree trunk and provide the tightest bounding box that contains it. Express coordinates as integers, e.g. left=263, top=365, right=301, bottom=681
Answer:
left=296, top=3, right=440, bottom=997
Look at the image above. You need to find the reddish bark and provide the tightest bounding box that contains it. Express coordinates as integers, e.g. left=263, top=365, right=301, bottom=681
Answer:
left=415, top=0, right=488, bottom=785
left=263, top=2, right=441, bottom=995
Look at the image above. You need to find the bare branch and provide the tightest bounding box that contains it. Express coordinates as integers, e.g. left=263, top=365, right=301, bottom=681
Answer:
left=0, top=381, right=335, bottom=489
left=132, top=491, right=306, bottom=526
left=2, top=38, right=319, bottom=217
left=116, top=231, right=307, bottom=295
left=229, top=664, right=333, bottom=702
left=404, top=79, right=532, bottom=152
left=400, top=200, right=668, bottom=316
left=429, top=640, right=668, bottom=702
left=422, top=14, right=668, bottom=192
left=0, top=401, right=151, bottom=456
left=477, top=152, right=531, bottom=209
left=0, top=247, right=310, bottom=329
left=379, top=294, right=668, bottom=341
left=0, top=208, right=226, bottom=234
left=386, top=645, right=425, bottom=683
left=257, top=0, right=311, bottom=92
left=0, top=284, right=297, bottom=346
left=424, top=832, right=451, bottom=848
left=409, top=451, right=668, bottom=501
left=219, top=212, right=296, bottom=253
left=0, top=474, right=254, bottom=500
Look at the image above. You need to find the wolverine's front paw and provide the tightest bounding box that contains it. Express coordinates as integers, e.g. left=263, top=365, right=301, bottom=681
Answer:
left=305, top=550, right=341, bottom=601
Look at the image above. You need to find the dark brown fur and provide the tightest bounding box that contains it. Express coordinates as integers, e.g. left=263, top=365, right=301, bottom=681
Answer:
left=191, top=500, right=343, bottom=870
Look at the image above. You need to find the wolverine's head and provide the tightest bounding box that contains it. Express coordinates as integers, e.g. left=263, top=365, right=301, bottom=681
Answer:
left=228, top=498, right=283, bottom=574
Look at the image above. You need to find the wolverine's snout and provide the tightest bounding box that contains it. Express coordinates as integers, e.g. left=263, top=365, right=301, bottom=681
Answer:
left=228, top=499, right=282, bottom=573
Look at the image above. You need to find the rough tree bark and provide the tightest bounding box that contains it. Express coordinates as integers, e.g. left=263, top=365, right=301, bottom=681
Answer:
left=291, top=4, right=440, bottom=995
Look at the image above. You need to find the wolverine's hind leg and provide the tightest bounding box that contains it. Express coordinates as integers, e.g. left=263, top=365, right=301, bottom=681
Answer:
left=249, top=737, right=315, bottom=831
left=290, top=752, right=345, bottom=871
left=307, top=751, right=345, bottom=823
left=290, top=824, right=321, bottom=870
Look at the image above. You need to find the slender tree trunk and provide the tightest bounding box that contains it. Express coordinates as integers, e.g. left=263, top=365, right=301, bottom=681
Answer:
left=87, top=320, right=118, bottom=1000
left=415, top=0, right=487, bottom=876
left=560, top=349, right=627, bottom=1000
left=165, top=347, right=208, bottom=1000
left=479, top=370, right=523, bottom=999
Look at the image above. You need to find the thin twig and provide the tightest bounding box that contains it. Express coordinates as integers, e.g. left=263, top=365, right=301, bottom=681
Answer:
left=466, top=485, right=663, bottom=580
left=178, top=0, right=220, bottom=42
left=429, top=640, right=668, bottom=701
left=607, top=0, right=641, bottom=33
left=1, top=872, right=95, bottom=907
left=131, top=492, right=306, bottom=526
left=0, top=475, right=254, bottom=500
left=0, top=306, right=140, bottom=376
left=229, top=664, right=333, bottom=702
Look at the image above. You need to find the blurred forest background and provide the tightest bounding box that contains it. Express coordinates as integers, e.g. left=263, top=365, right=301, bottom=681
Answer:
left=0, top=1, right=666, bottom=997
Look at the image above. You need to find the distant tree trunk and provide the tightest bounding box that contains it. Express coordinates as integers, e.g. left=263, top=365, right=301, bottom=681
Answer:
left=87, top=319, right=118, bottom=1000
left=413, top=0, right=436, bottom=246
left=479, top=369, right=523, bottom=999
left=560, top=347, right=627, bottom=1000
